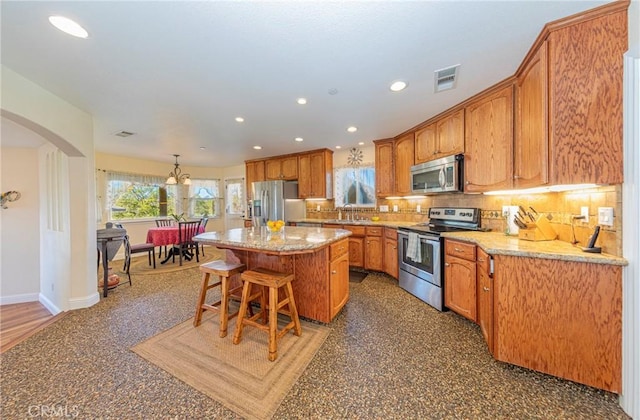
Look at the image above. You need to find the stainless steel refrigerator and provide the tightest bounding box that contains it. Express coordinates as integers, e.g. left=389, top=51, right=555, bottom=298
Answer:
left=251, top=180, right=306, bottom=227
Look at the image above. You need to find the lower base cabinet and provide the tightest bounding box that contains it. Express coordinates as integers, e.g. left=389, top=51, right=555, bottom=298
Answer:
left=329, top=249, right=349, bottom=319
left=476, top=247, right=493, bottom=353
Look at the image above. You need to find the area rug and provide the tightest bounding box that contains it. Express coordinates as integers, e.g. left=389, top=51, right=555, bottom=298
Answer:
left=131, top=313, right=330, bottom=420
left=128, top=246, right=223, bottom=275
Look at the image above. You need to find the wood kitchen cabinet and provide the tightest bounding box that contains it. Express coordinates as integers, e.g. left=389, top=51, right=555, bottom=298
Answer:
left=329, top=239, right=350, bottom=319
left=364, top=226, right=383, bottom=271
left=476, top=247, right=493, bottom=354
left=394, top=133, right=415, bottom=195
left=374, top=139, right=395, bottom=198
left=265, top=155, right=298, bottom=180
left=298, top=149, right=333, bottom=199
left=245, top=160, right=265, bottom=200
left=464, top=84, right=514, bottom=193
left=324, top=224, right=365, bottom=268
left=514, top=42, right=548, bottom=189
left=444, top=239, right=477, bottom=322
left=493, top=255, right=622, bottom=392
left=415, top=109, right=464, bottom=164
left=383, top=227, right=398, bottom=279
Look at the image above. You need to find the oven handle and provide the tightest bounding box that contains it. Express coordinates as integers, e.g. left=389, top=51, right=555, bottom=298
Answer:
left=398, top=232, right=440, bottom=246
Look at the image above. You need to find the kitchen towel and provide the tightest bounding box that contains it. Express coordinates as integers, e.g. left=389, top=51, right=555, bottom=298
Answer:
left=407, top=232, right=422, bottom=263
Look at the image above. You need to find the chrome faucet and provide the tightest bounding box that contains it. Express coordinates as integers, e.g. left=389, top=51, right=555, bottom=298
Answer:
left=344, top=204, right=358, bottom=221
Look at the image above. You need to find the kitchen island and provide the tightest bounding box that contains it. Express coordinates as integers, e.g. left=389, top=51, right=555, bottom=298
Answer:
left=194, top=226, right=352, bottom=323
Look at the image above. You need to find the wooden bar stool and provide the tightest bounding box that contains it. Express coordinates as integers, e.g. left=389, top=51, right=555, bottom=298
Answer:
left=233, top=267, right=302, bottom=361
left=194, top=260, right=246, bottom=338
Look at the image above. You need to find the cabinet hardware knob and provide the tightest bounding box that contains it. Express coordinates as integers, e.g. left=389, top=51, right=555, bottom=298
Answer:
left=478, top=258, right=485, bottom=262
left=483, top=286, right=490, bottom=292
left=445, top=262, right=450, bottom=267
left=455, top=248, right=462, bottom=252
left=514, top=175, right=521, bottom=179
left=331, top=270, right=337, bottom=274
left=465, top=181, right=470, bottom=185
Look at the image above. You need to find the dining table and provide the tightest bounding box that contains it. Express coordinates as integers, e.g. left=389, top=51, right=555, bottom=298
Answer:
left=146, top=225, right=205, bottom=264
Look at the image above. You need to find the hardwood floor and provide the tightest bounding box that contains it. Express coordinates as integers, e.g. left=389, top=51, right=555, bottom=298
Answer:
left=0, top=302, right=66, bottom=354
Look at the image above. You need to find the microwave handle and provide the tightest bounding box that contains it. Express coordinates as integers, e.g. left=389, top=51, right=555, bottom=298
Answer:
left=438, top=167, right=446, bottom=189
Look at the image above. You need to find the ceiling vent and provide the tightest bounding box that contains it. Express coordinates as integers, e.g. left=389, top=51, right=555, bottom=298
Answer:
left=114, top=130, right=135, bottom=137
left=434, top=64, right=460, bottom=93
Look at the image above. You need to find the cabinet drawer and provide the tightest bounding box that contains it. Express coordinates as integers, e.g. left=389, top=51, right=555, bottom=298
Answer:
left=445, top=240, right=476, bottom=261
left=384, top=227, right=397, bottom=239
left=330, top=239, right=349, bottom=260
left=342, top=225, right=366, bottom=236
left=366, top=226, right=383, bottom=236
left=477, top=247, right=491, bottom=274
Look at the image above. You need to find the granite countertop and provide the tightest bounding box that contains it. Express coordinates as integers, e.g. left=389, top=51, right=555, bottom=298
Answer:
left=441, top=231, right=628, bottom=266
left=290, top=218, right=417, bottom=229
left=194, top=226, right=351, bottom=254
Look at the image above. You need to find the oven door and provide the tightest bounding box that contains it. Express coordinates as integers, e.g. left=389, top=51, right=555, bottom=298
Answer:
left=397, top=232, right=441, bottom=287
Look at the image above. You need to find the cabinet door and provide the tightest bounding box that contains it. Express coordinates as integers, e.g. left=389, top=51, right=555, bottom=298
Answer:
left=414, top=123, right=437, bottom=164
left=464, top=85, right=514, bottom=193
left=444, top=254, right=477, bottom=322
left=330, top=252, right=350, bottom=319
left=245, top=160, right=265, bottom=200
left=437, top=109, right=464, bottom=157
left=515, top=42, right=548, bottom=189
left=297, top=154, right=312, bottom=198
left=394, top=133, right=415, bottom=195
left=280, top=156, right=298, bottom=179
left=383, top=236, right=398, bottom=279
left=348, top=237, right=365, bottom=268
left=365, top=236, right=383, bottom=271
left=374, top=140, right=394, bottom=197
left=265, top=159, right=282, bottom=180
left=476, top=248, right=493, bottom=354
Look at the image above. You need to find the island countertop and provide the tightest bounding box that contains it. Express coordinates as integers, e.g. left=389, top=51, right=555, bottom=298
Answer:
left=194, top=226, right=352, bottom=255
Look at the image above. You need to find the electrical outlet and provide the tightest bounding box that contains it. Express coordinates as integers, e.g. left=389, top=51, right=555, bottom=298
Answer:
left=379, top=205, right=389, bottom=213
left=393, top=205, right=399, bottom=212
left=580, top=206, right=589, bottom=223
left=598, top=207, right=614, bottom=226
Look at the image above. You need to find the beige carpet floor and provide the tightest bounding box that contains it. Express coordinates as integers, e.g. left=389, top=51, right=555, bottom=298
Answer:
left=132, top=312, right=329, bottom=420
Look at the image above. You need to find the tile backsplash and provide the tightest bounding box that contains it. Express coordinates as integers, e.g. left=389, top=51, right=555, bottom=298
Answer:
left=305, top=185, right=622, bottom=256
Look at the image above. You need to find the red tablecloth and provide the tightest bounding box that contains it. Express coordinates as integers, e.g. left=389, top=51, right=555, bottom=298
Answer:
left=146, top=226, right=205, bottom=246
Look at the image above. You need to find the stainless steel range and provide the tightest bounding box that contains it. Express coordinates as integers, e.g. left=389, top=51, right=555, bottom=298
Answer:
left=397, top=207, right=482, bottom=311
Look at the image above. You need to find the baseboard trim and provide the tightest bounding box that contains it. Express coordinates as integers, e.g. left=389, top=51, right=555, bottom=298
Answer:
left=68, top=292, right=100, bottom=310
left=39, top=293, right=62, bottom=315
left=0, top=293, right=39, bottom=306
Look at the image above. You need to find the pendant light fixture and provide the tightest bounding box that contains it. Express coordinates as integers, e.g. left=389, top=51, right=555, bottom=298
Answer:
left=166, top=154, right=191, bottom=185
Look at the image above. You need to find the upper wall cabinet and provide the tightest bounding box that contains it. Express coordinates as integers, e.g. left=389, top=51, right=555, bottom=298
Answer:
left=374, top=139, right=395, bottom=198
left=265, top=156, right=298, bottom=180
left=245, top=159, right=265, bottom=200
left=415, top=109, right=464, bottom=164
left=514, top=42, right=548, bottom=189
left=394, top=133, right=415, bottom=195
left=298, top=149, right=334, bottom=199
left=546, top=8, right=626, bottom=185
left=464, top=84, right=514, bottom=193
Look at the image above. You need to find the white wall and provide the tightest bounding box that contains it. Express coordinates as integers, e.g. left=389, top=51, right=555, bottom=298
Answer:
left=1, top=65, right=96, bottom=312
left=0, top=148, right=40, bottom=303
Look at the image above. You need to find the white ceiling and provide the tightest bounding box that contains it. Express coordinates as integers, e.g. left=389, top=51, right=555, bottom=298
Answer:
left=1, top=1, right=611, bottom=167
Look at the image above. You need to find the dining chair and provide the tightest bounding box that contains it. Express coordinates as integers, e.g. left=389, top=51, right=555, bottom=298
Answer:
left=172, top=220, right=201, bottom=266
left=155, top=218, right=173, bottom=258
left=115, top=223, right=156, bottom=269
left=199, top=216, right=209, bottom=256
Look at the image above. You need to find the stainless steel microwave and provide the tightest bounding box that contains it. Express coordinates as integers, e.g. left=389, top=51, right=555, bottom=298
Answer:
left=411, top=154, right=464, bottom=194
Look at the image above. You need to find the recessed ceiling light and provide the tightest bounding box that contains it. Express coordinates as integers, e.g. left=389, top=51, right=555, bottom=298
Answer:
left=253, top=145, right=262, bottom=150
left=389, top=80, right=408, bottom=92
left=294, top=137, right=304, bottom=142
left=235, top=117, right=245, bottom=123
left=48, top=16, right=88, bottom=38
left=200, top=147, right=206, bottom=150
left=297, top=98, right=307, bottom=105
left=347, top=126, right=358, bottom=133
left=358, top=142, right=365, bottom=146
left=336, top=146, right=342, bottom=149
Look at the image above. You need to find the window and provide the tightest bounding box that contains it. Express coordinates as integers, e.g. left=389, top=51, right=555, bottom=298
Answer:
left=106, top=171, right=173, bottom=220
left=188, top=179, right=222, bottom=218
left=225, top=178, right=245, bottom=215
left=334, top=164, right=376, bottom=208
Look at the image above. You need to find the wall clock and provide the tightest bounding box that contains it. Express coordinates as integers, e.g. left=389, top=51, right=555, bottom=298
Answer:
left=347, top=148, right=363, bottom=166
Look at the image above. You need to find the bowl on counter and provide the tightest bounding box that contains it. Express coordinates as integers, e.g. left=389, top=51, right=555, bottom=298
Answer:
left=371, top=216, right=380, bottom=222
